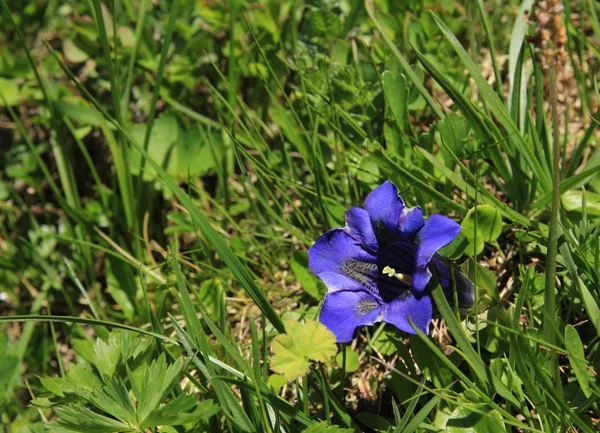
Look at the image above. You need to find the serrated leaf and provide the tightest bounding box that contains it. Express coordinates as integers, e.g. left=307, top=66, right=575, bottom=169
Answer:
left=137, top=354, right=185, bottom=424
left=39, top=362, right=102, bottom=397
left=93, top=337, right=120, bottom=378
left=79, top=376, right=137, bottom=427
left=49, top=404, right=136, bottom=432
left=271, top=320, right=337, bottom=381
left=141, top=396, right=219, bottom=428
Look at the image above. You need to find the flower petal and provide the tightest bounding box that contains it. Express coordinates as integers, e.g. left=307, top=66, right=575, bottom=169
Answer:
left=345, top=207, right=378, bottom=252
left=363, top=181, right=404, bottom=239
left=317, top=271, right=369, bottom=293
left=412, top=214, right=461, bottom=292
left=308, top=229, right=375, bottom=277
left=309, top=229, right=383, bottom=297
left=383, top=292, right=433, bottom=334
left=399, top=206, right=424, bottom=238
left=411, top=267, right=433, bottom=294
left=320, top=290, right=384, bottom=343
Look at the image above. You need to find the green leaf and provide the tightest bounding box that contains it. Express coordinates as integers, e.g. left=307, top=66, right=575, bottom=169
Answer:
left=105, top=256, right=137, bottom=321
left=562, top=190, right=600, bottom=216
left=382, top=71, right=407, bottom=126
left=429, top=285, right=521, bottom=407
left=271, top=320, right=337, bottom=381
left=430, top=12, right=552, bottom=192
left=63, top=39, right=89, bottom=63
left=137, top=354, right=185, bottom=424
left=48, top=404, right=136, bottom=433
left=56, top=100, right=106, bottom=126
left=38, top=362, right=102, bottom=397
left=170, top=317, right=256, bottom=432
left=117, top=26, right=135, bottom=48
left=269, top=106, right=311, bottom=167
left=266, top=374, right=288, bottom=392
left=79, top=377, right=137, bottom=427
left=382, top=70, right=410, bottom=157
left=357, top=154, right=381, bottom=185
left=438, top=112, right=471, bottom=157
left=291, top=251, right=323, bottom=300
left=175, top=129, right=216, bottom=177
left=460, top=257, right=498, bottom=305
left=508, top=0, right=534, bottom=125
left=196, top=278, right=224, bottom=323
left=0, top=78, right=21, bottom=106
left=409, top=334, right=453, bottom=388
left=335, top=348, right=359, bottom=374
left=93, top=337, right=121, bottom=377
left=371, top=330, right=398, bottom=356
left=129, top=112, right=180, bottom=180
left=128, top=113, right=217, bottom=181
left=303, top=421, right=354, bottom=433
left=141, top=396, right=220, bottom=428
left=356, top=412, right=391, bottom=431
left=446, top=405, right=505, bottom=432
left=461, top=205, right=503, bottom=255
left=564, top=325, right=591, bottom=398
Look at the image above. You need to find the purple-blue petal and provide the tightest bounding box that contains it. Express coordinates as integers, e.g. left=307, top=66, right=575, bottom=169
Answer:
left=412, top=214, right=461, bottom=293
left=363, top=181, right=404, bottom=238
left=317, top=271, right=371, bottom=294
left=399, top=206, right=424, bottom=238
left=345, top=207, right=378, bottom=252
left=411, top=266, right=433, bottom=293
left=383, top=292, right=433, bottom=334
left=320, top=290, right=384, bottom=343
left=308, top=229, right=375, bottom=277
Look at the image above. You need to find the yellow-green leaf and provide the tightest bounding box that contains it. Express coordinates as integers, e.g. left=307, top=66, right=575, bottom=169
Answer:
left=63, top=39, right=89, bottom=63
left=270, top=320, right=337, bottom=381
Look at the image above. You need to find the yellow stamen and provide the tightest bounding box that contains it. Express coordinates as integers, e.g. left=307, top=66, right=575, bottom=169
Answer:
left=382, top=266, right=395, bottom=277
left=382, top=266, right=413, bottom=285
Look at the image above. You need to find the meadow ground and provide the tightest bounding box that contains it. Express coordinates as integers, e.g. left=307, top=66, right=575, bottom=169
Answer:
left=1, top=1, right=600, bottom=432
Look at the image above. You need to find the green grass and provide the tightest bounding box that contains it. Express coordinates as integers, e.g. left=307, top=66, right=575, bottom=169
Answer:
left=1, top=0, right=600, bottom=432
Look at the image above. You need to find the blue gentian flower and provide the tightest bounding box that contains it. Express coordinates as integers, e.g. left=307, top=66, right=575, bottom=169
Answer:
left=308, top=181, right=474, bottom=343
